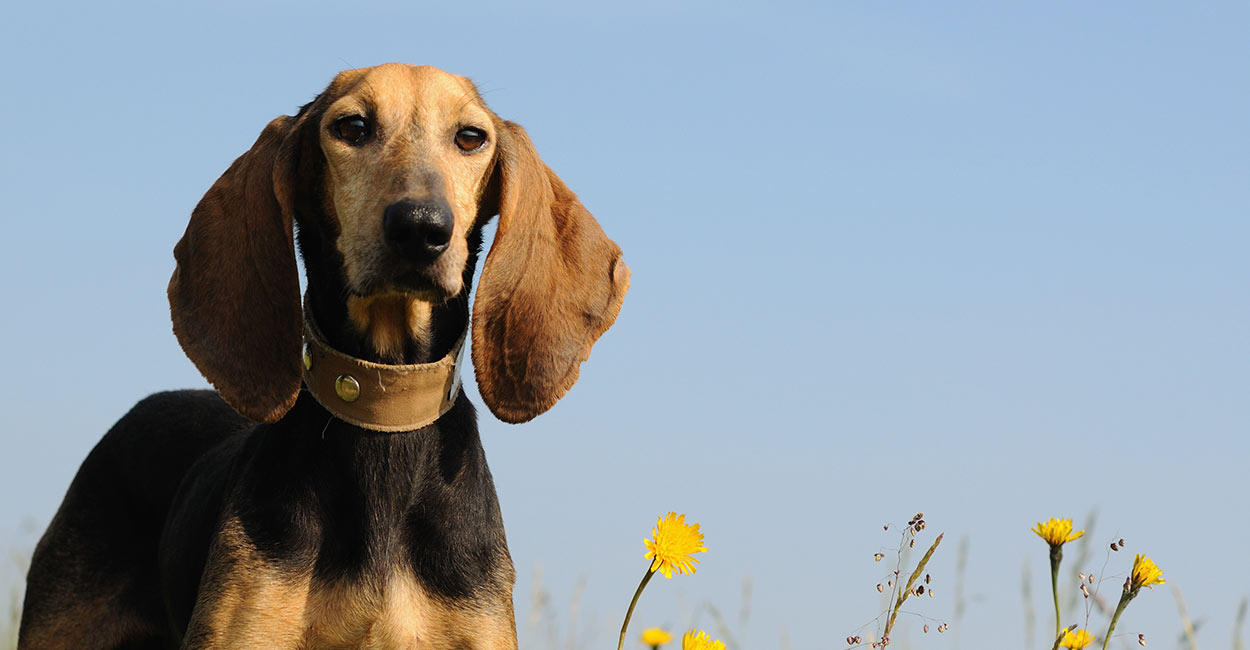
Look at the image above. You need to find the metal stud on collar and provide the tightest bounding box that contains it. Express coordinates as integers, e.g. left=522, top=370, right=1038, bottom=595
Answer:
left=335, top=374, right=361, bottom=402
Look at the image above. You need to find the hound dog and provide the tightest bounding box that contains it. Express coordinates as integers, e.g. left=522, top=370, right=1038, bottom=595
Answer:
left=19, top=63, right=629, bottom=650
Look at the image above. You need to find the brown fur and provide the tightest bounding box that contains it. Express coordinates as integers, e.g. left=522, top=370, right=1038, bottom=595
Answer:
left=168, top=115, right=303, bottom=424
left=472, top=123, right=631, bottom=423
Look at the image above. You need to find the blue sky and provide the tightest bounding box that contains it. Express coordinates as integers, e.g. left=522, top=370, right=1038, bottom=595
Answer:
left=1, top=1, right=1247, bottom=648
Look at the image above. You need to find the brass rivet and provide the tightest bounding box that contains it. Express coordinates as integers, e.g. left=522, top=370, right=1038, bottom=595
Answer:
left=335, top=374, right=361, bottom=402
left=302, top=343, right=313, bottom=371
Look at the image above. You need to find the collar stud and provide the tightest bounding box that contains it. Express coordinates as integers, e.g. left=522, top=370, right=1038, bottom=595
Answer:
left=335, top=374, right=361, bottom=402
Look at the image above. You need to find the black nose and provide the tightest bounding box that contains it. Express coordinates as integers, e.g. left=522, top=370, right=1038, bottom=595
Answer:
left=382, top=199, right=454, bottom=262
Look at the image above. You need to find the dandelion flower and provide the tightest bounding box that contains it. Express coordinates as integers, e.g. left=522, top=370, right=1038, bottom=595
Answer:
left=642, top=628, right=672, bottom=647
left=1033, top=518, right=1085, bottom=547
left=1130, top=555, right=1165, bottom=590
left=1060, top=628, right=1096, bottom=649
left=682, top=629, right=726, bottom=650
left=644, top=512, right=707, bottom=578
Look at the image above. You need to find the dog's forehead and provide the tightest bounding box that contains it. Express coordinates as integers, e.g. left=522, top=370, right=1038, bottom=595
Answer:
left=322, top=64, right=488, bottom=123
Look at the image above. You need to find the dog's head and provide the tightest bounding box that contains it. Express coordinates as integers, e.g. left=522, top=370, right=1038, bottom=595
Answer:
left=168, top=64, right=629, bottom=425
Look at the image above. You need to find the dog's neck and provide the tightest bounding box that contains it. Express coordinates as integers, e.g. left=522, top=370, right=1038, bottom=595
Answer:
left=304, top=290, right=467, bottom=366
left=300, top=309, right=466, bottom=432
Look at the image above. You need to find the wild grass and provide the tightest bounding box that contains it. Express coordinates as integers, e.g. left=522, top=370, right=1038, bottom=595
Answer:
left=3, top=513, right=1250, bottom=650
left=2, top=543, right=27, bottom=650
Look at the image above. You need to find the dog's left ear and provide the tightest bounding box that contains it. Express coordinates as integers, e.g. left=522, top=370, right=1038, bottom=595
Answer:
left=472, top=121, right=630, bottom=423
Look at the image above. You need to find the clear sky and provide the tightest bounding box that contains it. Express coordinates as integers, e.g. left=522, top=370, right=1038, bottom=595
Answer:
left=1, top=2, right=1247, bottom=648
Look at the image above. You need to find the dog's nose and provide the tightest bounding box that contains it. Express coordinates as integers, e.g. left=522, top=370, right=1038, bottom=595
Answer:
left=382, top=199, right=454, bottom=262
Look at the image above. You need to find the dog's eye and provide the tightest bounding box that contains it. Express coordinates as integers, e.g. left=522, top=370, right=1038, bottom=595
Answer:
left=454, top=127, right=487, bottom=152
left=334, top=116, right=372, bottom=146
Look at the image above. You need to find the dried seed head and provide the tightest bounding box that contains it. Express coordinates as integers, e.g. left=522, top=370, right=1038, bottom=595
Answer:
left=1111, top=542, right=1119, bottom=551
left=876, top=583, right=884, bottom=593
left=1078, top=572, right=1087, bottom=582
left=854, top=636, right=862, bottom=644
left=928, top=588, right=935, bottom=598
left=1080, top=584, right=1090, bottom=598
left=916, top=585, right=925, bottom=595
left=909, top=539, right=916, bottom=548
left=883, top=524, right=890, bottom=531
left=1088, top=574, right=1095, bottom=584
left=1138, top=633, right=1146, bottom=646
left=923, top=624, right=929, bottom=634
left=874, top=553, right=885, bottom=562
left=847, top=636, right=856, bottom=645
left=1120, top=538, right=1127, bottom=548
left=888, top=579, right=894, bottom=587
left=925, top=573, right=931, bottom=584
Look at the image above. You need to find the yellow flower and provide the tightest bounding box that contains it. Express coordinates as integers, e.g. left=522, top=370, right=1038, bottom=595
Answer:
left=682, top=629, right=725, bottom=650
left=644, top=512, right=707, bottom=578
left=642, top=628, right=672, bottom=647
left=1059, top=628, right=1096, bottom=649
left=1131, top=555, right=1165, bottom=590
left=1033, top=518, right=1085, bottom=546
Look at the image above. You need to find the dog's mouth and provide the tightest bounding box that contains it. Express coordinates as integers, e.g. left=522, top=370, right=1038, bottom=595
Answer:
left=350, top=265, right=458, bottom=303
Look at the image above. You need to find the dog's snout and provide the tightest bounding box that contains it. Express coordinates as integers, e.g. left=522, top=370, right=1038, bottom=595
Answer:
left=382, top=199, right=454, bottom=262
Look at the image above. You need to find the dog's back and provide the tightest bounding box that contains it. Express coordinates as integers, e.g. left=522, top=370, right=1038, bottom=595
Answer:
left=20, top=390, right=249, bottom=649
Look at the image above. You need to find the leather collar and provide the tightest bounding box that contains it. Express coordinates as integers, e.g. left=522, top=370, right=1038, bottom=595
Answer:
left=301, top=315, right=465, bottom=432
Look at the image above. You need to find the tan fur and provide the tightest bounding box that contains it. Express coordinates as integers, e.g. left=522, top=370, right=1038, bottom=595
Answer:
left=322, top=64, right=495, bottom=302
left=346, top=294, right=434, bottom=364
left=184, top=517, right=516, bottom=650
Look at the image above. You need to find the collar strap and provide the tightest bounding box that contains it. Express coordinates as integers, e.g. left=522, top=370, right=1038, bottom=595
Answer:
left=301, top=316, right=466, bottom=432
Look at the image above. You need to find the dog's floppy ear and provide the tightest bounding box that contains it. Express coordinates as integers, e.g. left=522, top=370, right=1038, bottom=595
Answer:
left=472, top=121, right=630, bottom=423
left=168, top=116, right=303, bottom=423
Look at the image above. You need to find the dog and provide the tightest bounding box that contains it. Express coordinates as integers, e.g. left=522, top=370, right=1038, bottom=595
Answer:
left=19, top=63, right=629, bottom=649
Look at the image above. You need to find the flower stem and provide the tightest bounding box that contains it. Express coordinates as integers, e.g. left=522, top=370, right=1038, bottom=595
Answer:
left=1049, top=544, right=1063, bottom=642
left=618, top=567, right=657, bottom=650
left=1101, top=591, right=1133, bottom=650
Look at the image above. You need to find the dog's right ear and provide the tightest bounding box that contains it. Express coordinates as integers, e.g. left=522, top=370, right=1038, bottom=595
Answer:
left=168, top=116, right=303, bottom=423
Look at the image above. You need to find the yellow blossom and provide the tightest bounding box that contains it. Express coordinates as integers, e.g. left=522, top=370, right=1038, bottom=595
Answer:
left=1060, top=628, right=1096, bottom=648
left=682, top=629, right=725, bottom=650
left=1033, top=518, right=1085, bottom=546
left=1131, top=555, right=1165, bottom=590
left=642, top=628, right=672, bottom=647
left=644, top=513, right=707, bottom=578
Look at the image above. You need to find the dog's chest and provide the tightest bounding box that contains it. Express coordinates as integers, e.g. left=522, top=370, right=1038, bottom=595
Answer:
left=300, top=572, right=438, bottom=649
left=298, top=570, right=516, bottom=650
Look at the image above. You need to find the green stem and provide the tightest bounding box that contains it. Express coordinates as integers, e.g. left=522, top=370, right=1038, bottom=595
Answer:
left=1049, top=544, right=1063, bottom=643
left=618, top=567, right=657, bottom=650
left=1101, top=590, right=1134, bottom=650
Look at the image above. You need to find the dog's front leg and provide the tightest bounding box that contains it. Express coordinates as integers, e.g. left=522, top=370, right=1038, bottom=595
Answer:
left=180, top=516, right=310, bottom=650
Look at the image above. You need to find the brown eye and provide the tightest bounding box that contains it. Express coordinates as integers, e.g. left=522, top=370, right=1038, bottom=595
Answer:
left=334, top=115, right=371, bottom=145
left=454, top=127, right=487, bottom=152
